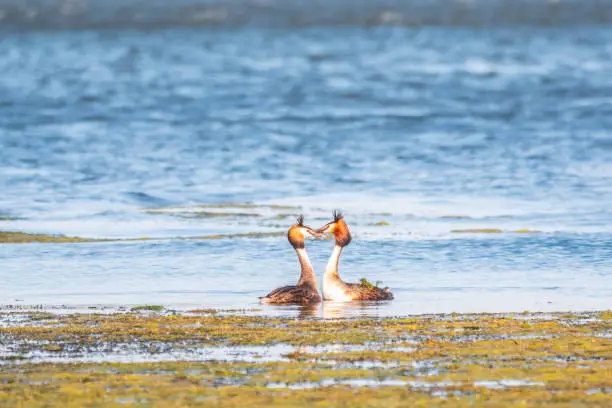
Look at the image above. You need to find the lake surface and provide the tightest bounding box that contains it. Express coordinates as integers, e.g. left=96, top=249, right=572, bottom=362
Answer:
left=1, top=1, right=611, bottom=317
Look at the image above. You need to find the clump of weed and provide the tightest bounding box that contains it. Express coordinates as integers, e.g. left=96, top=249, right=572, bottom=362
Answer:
left=360, top=278, right=375, bottom=290
left=131, top=305, right=164, bottom=312
left=451, top=228, right=503, bottom=233
left=0, top=231, right=99, bottom=244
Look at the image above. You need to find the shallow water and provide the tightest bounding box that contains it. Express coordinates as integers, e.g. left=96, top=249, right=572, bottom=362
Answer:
left=1, top=3, right=611, bottom=316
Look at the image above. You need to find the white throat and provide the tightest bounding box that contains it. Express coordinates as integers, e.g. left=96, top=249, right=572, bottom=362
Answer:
left=322, top=244, right=351, bottom=301
left=296, top=247, right=317, bottom=287
left=324, top=245, right=343, bottom=277
left=297, top=247, right=312, bottom=269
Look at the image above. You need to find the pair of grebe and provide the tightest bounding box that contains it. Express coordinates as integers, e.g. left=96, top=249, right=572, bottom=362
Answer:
left=260, top=211, right=393, bottom=304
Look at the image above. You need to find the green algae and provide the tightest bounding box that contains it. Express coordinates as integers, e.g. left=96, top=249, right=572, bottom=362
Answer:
left=183, top=231, right=284, bottom=240
left=27, top=312, right=58, bottom=321
left=0, top=230, right=285, bottom=245
left=1, top=372, right=609, bottom=408
left=122, top=231, right=284, bottom=241
left=146, top=203, right=300, bottom=212
left=144, top=202, right=303, bottom=223
left=0, top=231, right=101, bottom=244
left=0, top=311, right=610, bottom=407
left=145, top=210, right=263, bottom=218
left=1, top=311, right=609, bottom=353
left=371, top=221, right=390, bottom=226
left=359, top=278, right=383, bottom=290
left=188, top=308, right=261, bottom=314
left=131, top=305, right=165, bottom=312
left=200, top=203, right=300, bottom=210
left=0, top=353, right=610, bottom=407
left=187, top=308, right=220, bottom=314
left=143, top=203, right=303, bottom=227
left=451, top=228, right=504, bottom=233
left=360, top=278, right=376, bottom=289
left=273, top=213, right=299, bottom=220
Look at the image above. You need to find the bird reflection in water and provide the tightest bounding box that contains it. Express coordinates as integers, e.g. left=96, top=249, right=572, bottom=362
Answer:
left=263, top=302, right=383, bottom=319
left=322, top=301, right=381, bottom=319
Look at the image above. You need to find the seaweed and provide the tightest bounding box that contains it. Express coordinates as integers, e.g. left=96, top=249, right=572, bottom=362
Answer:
left=451, top=229, right=503, bottom=233
left=0, top=310, right=610, bottom=406
left=131, top=305, right=165, bottom=312
left=0, top=231, right=285, bottom=245
left=0, top=231, right=101, bottom=243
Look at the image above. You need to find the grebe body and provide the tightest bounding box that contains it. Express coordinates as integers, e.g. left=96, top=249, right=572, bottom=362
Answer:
left=318, top=211, right=393, bottom=302
left=260, top=216, right=322, bottom=305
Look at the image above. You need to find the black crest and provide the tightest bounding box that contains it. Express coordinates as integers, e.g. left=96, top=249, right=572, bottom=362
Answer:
left=296, top=214, right=304, bottom=226
left=332, top=210, right=344, bottom=222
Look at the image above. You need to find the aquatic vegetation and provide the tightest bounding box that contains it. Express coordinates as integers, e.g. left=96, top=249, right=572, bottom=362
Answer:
left=451, top=229, right=504, bottom=233
left=200, top=204, right=300, bottom=210
left=131, top=305, right=165, bottom=312
left=1, top=310, right=609, bottom=355
left=146, top=210, right=263, bottom=218
left=142, top=203, right=305, bottom=233
left=0, top=230, right=284, bottom=245
left=274, top=213, right=299, bottom=220
left=359, top=278, right=384, bottom=290
left=145, top=203, right=300, bottom=213
left=0, top=231, right=100, bottom=244
left=184, top=231, right=285, bottom=240
left=360, top=278, right=376, bottom=289
left=0, top=310, right=610, bottom=407
left=371, top=221, right=390, bottom=226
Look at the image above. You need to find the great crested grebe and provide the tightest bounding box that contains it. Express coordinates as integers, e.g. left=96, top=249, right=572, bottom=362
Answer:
left=317, top=211, right=393, bottom=301
left=260, top=215, right=322, bottom=304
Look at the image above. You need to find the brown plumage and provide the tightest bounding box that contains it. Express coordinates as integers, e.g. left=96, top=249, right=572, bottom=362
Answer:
left=346, top=283, right=394, bottom=301
left=260, top=285, right=320, bottom=304
left=318, top=211, right=393, bottom=302
left=260, top=215, right=322, bottom=305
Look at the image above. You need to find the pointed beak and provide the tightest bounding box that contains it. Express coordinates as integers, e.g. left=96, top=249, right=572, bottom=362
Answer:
left=304, top=228, right=324, bottom=239
left=310, top=230, right=325, bottom=239
left=316, top=223, right=332, bottom=235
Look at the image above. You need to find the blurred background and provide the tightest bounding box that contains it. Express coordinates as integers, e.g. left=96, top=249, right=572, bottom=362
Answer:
left=0, top=0, right=611, bottom=315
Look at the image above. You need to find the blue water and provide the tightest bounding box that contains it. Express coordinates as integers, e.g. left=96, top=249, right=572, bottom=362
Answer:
left=1, top=3, right=611, bottom=316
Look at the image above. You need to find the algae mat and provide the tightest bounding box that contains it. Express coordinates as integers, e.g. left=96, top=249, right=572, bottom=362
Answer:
left=0, top=310, right=611, bottom=407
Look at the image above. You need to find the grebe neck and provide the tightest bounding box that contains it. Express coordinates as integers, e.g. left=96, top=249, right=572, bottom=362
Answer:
left=324, top=244, right=343, bottom=280
left=296, top=247, right=317, bottom=288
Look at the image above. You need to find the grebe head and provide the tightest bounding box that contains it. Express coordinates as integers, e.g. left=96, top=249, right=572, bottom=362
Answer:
left=317, top=210, right=352, bottom=247
left=288, top=215, right=321, bottom=249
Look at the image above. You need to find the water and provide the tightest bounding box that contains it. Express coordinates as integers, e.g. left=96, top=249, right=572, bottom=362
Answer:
left=1, top=2, right=611, bottom=316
